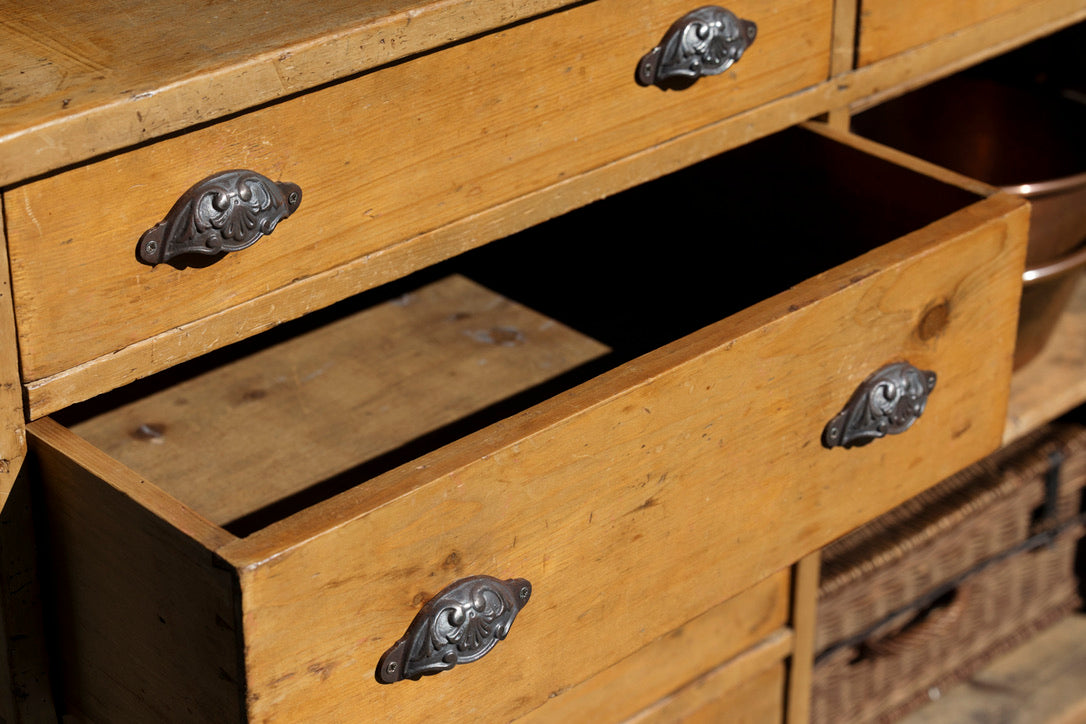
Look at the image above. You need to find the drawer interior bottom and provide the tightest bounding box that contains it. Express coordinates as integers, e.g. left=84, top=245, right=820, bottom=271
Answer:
left=53, top=127, right=983, bottom=536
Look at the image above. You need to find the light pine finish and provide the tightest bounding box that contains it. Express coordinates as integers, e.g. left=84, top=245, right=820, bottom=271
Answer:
left=18, top=76, right=846, bottom=418
left=825, top=0, right=859, bottom=129
left=29, top=159, right=1028, bottom=720
left=10, top=0, right=1082, bottom=418
left=3, top=0, right=1080, bottom=189
left=786, top=551, right=821, bottom=724
left=219, top=189, right=1026, bottom=719
left=7, top=0, right=1086, bottom=720
left=1005, top=276, right=1086, bottom=444
left=520, top=570, right=792, bottom=723
left=70, top=275, right=608, bottom=525
left=0, top=0, right=582, bottom=187
left=857, top=0, right=1034, bottom=66
left=844, top=0, right=1086, bottom=114
left=5, top=0, right=833, bottom=388
left=624, top=634, right=791, bottom=723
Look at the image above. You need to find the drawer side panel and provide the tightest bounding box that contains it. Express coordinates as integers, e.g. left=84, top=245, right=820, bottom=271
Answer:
left=30, top=422, right=243, bottom=723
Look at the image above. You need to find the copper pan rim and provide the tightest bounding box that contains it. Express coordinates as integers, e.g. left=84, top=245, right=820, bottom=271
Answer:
left=1002, top=170, right=1086, bottom=198
left=1023, top=242, right=1086, bottom=285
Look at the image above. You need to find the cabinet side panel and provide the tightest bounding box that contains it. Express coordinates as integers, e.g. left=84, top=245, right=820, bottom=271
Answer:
left=0, top=465, right=56, bottom=722
left=30, top=429, right=243, bottom=723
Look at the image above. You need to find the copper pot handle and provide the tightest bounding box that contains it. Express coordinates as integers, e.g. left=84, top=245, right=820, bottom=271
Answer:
left=138, top=169, right=302, bottom=265
left=376, top=575, right=532, bottom=684
left=637, top=6, right=757, bottom=89
left=822, top=361, right=937, bottom=449
left=1023, top=241, right=1086, bottom=285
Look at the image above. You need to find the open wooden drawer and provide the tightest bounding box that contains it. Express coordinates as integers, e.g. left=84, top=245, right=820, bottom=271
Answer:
left=29, top=125, right=1027, bottom=722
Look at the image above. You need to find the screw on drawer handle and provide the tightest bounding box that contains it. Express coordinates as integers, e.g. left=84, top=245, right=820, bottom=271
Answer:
left=637, top=6, right=757, bottom=89
left=137, top=169, right=302, bottom=265
left=822, top=361, right=936, bottom=449
left=376, top=575, right=531, bottom=684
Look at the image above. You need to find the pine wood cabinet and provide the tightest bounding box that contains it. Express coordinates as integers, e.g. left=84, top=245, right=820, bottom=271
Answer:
left=1, top=0, right=1084, bottom=721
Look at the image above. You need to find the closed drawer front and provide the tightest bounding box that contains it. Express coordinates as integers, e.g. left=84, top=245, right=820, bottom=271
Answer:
left=624, top=634, right=790, bottom=723
left=5, top=0, right=833, bottom=403
left=30, top=126, right=1027, bottom=722
left=856, top=0, right=1035, bottom=66
left=523, top=570, right=792, bottom=722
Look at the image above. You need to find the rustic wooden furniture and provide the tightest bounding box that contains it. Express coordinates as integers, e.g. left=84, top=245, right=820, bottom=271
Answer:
left=1, top=1, right=1084, bottom=721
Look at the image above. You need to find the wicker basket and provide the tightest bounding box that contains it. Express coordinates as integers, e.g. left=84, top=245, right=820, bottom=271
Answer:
left=811, top=424, right=1086, bottom=724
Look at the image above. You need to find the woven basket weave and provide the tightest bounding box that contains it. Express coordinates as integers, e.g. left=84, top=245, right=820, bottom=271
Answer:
left=811, top=424, right=1086, bottom=724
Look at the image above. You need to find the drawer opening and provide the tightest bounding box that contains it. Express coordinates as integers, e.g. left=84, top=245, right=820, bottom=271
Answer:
left=50, top=127, right=984, bottom=537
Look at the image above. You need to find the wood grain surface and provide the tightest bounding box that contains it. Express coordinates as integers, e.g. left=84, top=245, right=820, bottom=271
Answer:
left=787, top=551, right=821, bottom=724
left=69, top=275, right=608, bottom=526
left=625, top=638, right=790, bottom=723
left=5, top=0, right=832, bottom=387
left=520, top=570, right=791, bottom=723
left=0, top=0, right=577, bottom=186
left=858, top=0, right=1035, bottom=66
left=216, top=191, right=1027, bottom=721
left=12, top=0, right=1080, bottom=417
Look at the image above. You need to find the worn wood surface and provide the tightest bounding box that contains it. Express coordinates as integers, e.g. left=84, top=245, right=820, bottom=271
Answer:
left=2, top=0, right=1079, bottom=190
left=858, top=0, right=1034, bottom=66
left=845, top=0, right=1086, bottom=113
left=69, top=275, right=608, bottom=526
left=787, top=551, right=821, bottom=724
left=520, top=570, right=791, bottom=723
left=824, top=0, right=859, bottom=129
left=28, top=418, right=239, bottom=723
left=900, top=614, right=1086, bottom=724
left=19, top=73, right=842, bottom=419
left=5, top=0, right=832, bottom=389
left=624, top=634, right=791, bottom=723
left=0, top=0, right=580, bottom=186
left=1005, top=275, right=1086, bottom=444
left=212, top=189, right=1026, bottom=721
left=12, top=0, right=1077, bottom=417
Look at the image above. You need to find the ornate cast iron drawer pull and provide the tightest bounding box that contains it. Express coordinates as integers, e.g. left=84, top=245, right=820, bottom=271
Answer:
left=822, top=361, right=936, bottom=449
left=637, top=6, right=757, bottom=89
left=377, top=575, right=531, bottom=684
left=138, top=169, right=302, bottom=265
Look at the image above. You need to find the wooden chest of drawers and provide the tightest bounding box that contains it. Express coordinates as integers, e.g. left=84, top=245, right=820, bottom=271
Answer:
left=28, top=124, right=1026, bottom=721
left=1, top=0, right=1084, bottom=722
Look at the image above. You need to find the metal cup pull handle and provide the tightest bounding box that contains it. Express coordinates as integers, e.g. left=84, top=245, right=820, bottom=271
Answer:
left=376, top=575, right=532, bottom=684
left=138, top=169, right=302, bottom=265
left=822, top=361, right=937, bottom=449
left=637, top=6, right=757, bottom=89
